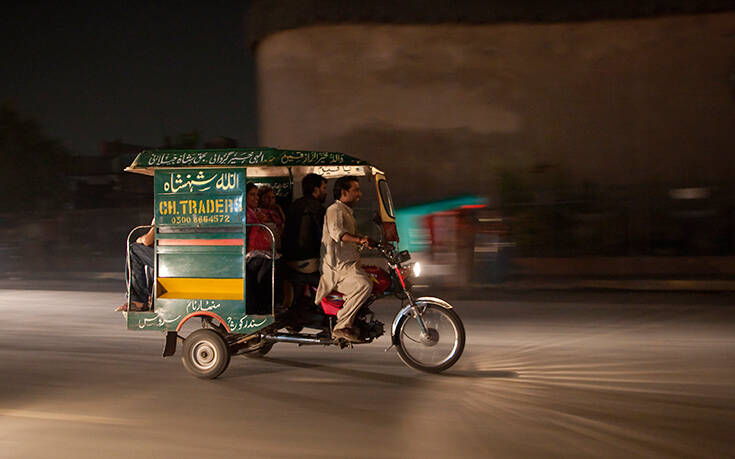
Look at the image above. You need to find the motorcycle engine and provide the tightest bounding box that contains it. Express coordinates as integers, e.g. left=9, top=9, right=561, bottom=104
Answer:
left=364, top=318, right=385, bottom=340
left=355, top=308, right=385, bottom=341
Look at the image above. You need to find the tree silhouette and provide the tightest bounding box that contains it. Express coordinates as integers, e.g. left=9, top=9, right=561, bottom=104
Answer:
left=0, top=101, right=70, bottom=211
left=163, top=130, right=201, bottom=149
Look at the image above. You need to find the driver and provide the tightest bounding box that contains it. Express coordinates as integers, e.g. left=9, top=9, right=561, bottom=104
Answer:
left=316, top=176, right=373, bottom=342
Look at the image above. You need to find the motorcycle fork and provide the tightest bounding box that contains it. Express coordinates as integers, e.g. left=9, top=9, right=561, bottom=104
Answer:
left=393, top=264, right=430, bottom=336
left=405, top=291, right=429, bottom=336
left=386, top=290, right=429, bottom=353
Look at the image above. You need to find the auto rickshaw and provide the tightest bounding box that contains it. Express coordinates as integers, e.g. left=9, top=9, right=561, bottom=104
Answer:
left=122, top=148, right=465, bottom=378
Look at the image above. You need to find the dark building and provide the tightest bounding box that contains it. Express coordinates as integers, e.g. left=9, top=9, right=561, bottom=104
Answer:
left=247, top=1, right=735, bottom=205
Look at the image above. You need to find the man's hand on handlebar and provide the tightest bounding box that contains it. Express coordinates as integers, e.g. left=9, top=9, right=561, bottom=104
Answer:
left=358, top=236, right=377, bottom=247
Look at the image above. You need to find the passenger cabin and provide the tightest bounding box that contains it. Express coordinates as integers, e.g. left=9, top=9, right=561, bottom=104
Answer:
left=123, top=148, right=396, bottom=333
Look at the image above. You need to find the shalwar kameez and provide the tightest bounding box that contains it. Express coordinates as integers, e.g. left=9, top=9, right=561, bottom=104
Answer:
left=315, top=200, right=372, bottom=332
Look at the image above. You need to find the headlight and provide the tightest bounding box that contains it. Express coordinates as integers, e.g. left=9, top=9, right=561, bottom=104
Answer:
left=400, top=262, right=421, bottom=280
left=412, top=262, right=421, bottom=278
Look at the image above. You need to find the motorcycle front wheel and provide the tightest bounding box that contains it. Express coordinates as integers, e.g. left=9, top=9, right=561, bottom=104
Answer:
left=395, top=302, right=465, bottom=373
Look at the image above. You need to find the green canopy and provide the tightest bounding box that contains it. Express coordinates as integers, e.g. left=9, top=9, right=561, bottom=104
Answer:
left=126, top=147, right=374, bottom=177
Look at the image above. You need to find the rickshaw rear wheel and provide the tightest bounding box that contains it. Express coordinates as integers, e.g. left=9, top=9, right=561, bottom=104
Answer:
left=182, top=329, right=231, bottom=379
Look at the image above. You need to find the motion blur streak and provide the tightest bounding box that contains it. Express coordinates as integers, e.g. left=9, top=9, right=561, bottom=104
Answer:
left=0, top=287, right=732, bottom=458
left=395, top=307, right=733, bottom=458
left=0, top=409, right=136, bottom=425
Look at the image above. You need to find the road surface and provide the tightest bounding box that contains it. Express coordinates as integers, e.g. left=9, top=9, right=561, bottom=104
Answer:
left=0, top=286, right=733, bottom=458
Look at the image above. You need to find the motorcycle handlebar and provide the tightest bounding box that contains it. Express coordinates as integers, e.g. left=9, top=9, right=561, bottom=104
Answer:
left=359, top=240, right=397, bottom=261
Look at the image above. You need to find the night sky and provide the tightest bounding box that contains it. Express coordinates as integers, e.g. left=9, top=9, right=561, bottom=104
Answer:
left=1, top=2, right=256, bottom=156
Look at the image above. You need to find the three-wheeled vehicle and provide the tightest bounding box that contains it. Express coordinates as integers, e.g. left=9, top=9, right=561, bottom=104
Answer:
left=122, top=148, right=465, bottom=378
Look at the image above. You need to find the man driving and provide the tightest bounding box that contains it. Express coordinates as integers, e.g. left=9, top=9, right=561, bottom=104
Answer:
left=316, top=176, right=373, bottom=342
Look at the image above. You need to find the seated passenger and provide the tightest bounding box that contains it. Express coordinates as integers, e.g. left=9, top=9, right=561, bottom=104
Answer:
left=258, top=185, right=285, bottom=252
left=116, top=219, right=154, bottom=312
left=282, top=173, right=327, bottom=274
left=245, top=183, right=281, bottom=313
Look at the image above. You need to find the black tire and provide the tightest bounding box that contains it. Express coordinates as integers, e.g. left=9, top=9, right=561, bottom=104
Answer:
left=181, top=329, right=231, bottom=379
left=243, top=342, right=274, bottom=358
left=395, top=303, right=465, bottom=373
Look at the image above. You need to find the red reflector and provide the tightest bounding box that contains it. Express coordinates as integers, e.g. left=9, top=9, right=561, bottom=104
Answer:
left=383, top=222, right=399, bottom=242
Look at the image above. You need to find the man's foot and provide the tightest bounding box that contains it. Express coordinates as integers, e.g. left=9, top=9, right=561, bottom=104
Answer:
left=114, top=301, right=148, bottom=312
left=332, top=327, right=360, bottom=342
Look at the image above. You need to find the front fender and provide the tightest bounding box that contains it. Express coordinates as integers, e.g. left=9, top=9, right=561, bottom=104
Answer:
left=391, top=296, right=454, bottom=345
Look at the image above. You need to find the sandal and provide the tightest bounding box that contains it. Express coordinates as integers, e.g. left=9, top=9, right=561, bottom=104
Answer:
left=114, top=302, right=150, bottom=312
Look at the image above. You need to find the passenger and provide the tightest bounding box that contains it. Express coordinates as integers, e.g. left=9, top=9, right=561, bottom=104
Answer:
left=282, top=173, right=327, bottom=274
left=257, top=185, right=285, bottom=252
left=316, top=176, right=374, bottom=342
left=115, top=219, right=154, bottom=312
left=245, top=183, right=280, bottom=313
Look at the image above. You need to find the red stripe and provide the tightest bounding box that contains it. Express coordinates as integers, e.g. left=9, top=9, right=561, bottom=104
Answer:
left=395, top=267, right=407, bottom=289
left=159, top=239, right=243, bottom=246
left=176, top=312, right=231, bottom=333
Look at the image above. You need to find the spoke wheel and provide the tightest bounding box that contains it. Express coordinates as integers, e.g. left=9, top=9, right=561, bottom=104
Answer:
left=182, top=329, right=230, bottom=379
left=396, top=303, right=465, bottom=373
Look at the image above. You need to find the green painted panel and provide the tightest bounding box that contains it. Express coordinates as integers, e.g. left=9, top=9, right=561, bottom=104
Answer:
left=155, top=195, right=243, bottom=226
left=249, top=177, right=292, bottom=199
left=127, top=299, right=274, bottom=333
left=126, top=311, right=166, bottom=331
left=154, top=169, right=245, bottom=227
left=155, top=169, right=244, bottom=194
left=156, top=245, right=243, bottom=254
left=158, top=253, right=243, bottom=278
left=157, top=232, right=243, bottom=240
left=132, top=148, right=368, bottom=169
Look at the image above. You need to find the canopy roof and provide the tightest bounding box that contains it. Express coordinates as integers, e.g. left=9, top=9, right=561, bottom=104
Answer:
left=125, top=147, right=382, bottom=178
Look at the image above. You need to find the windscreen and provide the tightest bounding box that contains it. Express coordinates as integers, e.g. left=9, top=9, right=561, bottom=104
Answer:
left=353, top=176, right=383, bottom=241
left=378, top=179, right=395, bottom=219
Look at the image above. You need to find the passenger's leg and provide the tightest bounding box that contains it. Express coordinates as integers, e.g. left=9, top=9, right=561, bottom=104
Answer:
left=246, top=256, right=262, bottom=314
left=257, top=257, right=274, bottom=314
left=271, top=258, right=285, bottom=309
left=129, top=243, right=154, bottom=304
left=333, top=266, right=372, bottom=332
left=247, top=256, right=274, bottom=314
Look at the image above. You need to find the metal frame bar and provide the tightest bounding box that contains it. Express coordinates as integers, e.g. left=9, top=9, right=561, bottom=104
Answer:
left=244, top=223, right=276, bottom=316
left=125, top=225, right=154, bottom=311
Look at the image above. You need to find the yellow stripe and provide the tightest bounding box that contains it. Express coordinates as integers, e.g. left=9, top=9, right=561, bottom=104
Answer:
left=157, top=278, right=243, bottom=300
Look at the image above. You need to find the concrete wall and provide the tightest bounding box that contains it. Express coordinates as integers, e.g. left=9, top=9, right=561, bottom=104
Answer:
left=256, top=13, right=735, bottom=205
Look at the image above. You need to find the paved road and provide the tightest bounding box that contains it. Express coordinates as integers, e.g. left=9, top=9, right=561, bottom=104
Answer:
left=0, top=287, right=733, bottom=458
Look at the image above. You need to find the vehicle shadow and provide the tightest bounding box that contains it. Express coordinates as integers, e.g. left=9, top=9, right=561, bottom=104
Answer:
left=229, top=356, right=423, bottom=386
left=443, top=369, right=519, bottom=379
left=219, top=358, right=419, bottom=421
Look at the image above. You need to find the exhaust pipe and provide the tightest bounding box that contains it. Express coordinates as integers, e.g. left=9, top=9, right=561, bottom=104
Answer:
left=262, top=333, right=333, bottom=345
